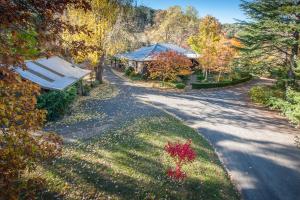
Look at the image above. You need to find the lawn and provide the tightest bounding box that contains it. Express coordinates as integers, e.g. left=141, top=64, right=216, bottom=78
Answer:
left=28, top=115, right=239, bottom=200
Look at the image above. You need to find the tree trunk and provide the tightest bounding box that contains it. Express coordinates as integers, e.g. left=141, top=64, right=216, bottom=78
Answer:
left=218, top=71, right=222, bottom=82
left=288, top=30, right=299, bottom=80
left=95, top=54, right=105, bottom=83
left=80, top=79, right=84, bottom=95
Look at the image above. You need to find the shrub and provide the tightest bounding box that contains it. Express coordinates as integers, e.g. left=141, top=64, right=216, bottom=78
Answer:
left=175, top=83, right=186, bottom=89
left=165, top=140, right=196, bottom=180
left=127, top=72, right=144, bottom=81
left=141, top=73, right=149, bottom=80
left=82, top=84, right=92, bottom=96
left=178, top=74, right=190, bottom=84
left=249, top=86, right=272, bottom=104
left=268, top=97, right=300, bottom=125
left=160, top=81, right=176, bottom=88
left=197, top=74, right=205, bottom=81
left=267, top=97, right=289, bottom=110
left=250, top=86, right=300, bottom=126
left=275, top=79, right=286, bottom=90
left=125, top=67, right=134, bottom=76
left=284, top=88, right=300, bottom=124
left=37, top=86, right=77, bottom=121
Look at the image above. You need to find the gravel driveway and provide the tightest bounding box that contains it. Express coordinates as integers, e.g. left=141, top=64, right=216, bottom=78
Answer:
left=49, top=67, right=300, bottom=200
left=104, top=68, right=300, bottom=200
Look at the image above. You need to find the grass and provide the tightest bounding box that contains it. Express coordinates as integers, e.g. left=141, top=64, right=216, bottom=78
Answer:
left=29, top=116, right=239, bottom=200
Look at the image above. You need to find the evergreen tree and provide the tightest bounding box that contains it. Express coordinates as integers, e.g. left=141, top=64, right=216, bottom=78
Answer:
left=238, top=0, right=300, bottom=79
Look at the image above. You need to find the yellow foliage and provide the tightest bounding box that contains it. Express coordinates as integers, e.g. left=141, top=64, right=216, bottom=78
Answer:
left=188, top=16, right=238, bottom=76
left=62, top=0, right=121, bottom=65
left=0, top=70, right=63, bottom=198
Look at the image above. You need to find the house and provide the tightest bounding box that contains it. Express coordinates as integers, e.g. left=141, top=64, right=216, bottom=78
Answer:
left=15, top=56, right=91, bottom=91
left=113, top=43, right=200, bottom=73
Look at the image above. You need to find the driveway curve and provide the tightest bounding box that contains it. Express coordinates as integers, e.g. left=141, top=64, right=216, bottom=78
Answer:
left=104, top=68, right=300, bottom=200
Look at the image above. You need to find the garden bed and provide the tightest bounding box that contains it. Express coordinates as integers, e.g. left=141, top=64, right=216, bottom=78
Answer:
left=27, top=116, right=239, bottom=200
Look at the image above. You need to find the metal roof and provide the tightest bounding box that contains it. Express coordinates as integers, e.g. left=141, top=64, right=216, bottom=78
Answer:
left=116, top=43, right=200, bottom=61
left=15, top=56, right=91, bottom=90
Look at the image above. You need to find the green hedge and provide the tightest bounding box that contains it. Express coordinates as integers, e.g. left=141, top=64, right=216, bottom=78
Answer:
left=37, top=86, right=77, bottom=121
left=192, top=76, right=252, bottom=89
left=197, top=74, right=205, bottom=81
left=125, top=67, right=134, bottom=76
left=175, top=83, right=186, bottom=89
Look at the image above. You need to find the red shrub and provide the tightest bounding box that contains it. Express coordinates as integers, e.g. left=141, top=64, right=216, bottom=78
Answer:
left=167, top=167, right=186, bottom=180
left=165, top=140, right=196, bottom=180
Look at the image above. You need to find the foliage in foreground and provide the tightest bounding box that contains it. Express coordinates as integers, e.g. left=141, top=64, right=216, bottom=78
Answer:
left=0, top=76, right=63, bottom=199
left=28, top=116, right=238, bottom=200
left=249, top=85, right=300, bottom=126
left=0, top=1, right=91, bottom=198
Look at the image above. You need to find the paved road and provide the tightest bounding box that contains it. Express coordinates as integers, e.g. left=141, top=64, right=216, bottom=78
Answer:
left=104, top=68, right=300, bottom=200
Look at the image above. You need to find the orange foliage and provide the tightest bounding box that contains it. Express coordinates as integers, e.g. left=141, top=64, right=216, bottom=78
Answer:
left=198, top=36, right=238, bottom=81
left=148, top=51, right=192, bottom=82
left=0, top=0, right=90, bottom=198
left=215, top=37, right=237, bottom=74
left=0, top=71, right=63, bottom=199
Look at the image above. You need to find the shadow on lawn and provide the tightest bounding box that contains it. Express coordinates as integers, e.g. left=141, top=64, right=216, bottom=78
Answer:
left=41, top=116, right=238, bottom=200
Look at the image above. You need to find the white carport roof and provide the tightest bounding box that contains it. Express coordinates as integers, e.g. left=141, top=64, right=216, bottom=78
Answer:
left=115, top=43, right=200, bottom=61
left=15, top=56, right=91, bottom=90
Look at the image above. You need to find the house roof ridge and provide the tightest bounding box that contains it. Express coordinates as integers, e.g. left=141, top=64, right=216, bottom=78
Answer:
left=144, top=43, right=159, bottom=60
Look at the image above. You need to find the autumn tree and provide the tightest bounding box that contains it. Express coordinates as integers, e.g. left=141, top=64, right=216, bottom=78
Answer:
left=215, top=37, right=239, bottom=81
left=238, top=0, right=300, bottom=79
left=188, top=15, right=222, bottom=80
left=105, top=5, right=153, bottom=55
left=148, top=51, right=192, bottom=82
left=146, top=6, right=199, bottom=47
left=62, top=0, right=132, bottom=83
left=0, top=0, right=90, bottom=198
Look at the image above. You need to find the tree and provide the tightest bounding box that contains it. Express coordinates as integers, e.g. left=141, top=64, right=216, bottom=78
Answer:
left=215, top=37, right=239, bottom=81
left=238, top=0, right=300, bottom=79
left=222, top=23, right=243, bottom=38
left=146, top=6, right=199, bottom=47
left=148, top=51, right=192, bottom=82
left=0, top=0, right=90, bottom=198
left=105, top=5, right=153, bottom=56
left=188, top=15, right=222, bottom=80
left=188, top=15, right=222, bottom=53
left=62, top=0, right=132, bottom=83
